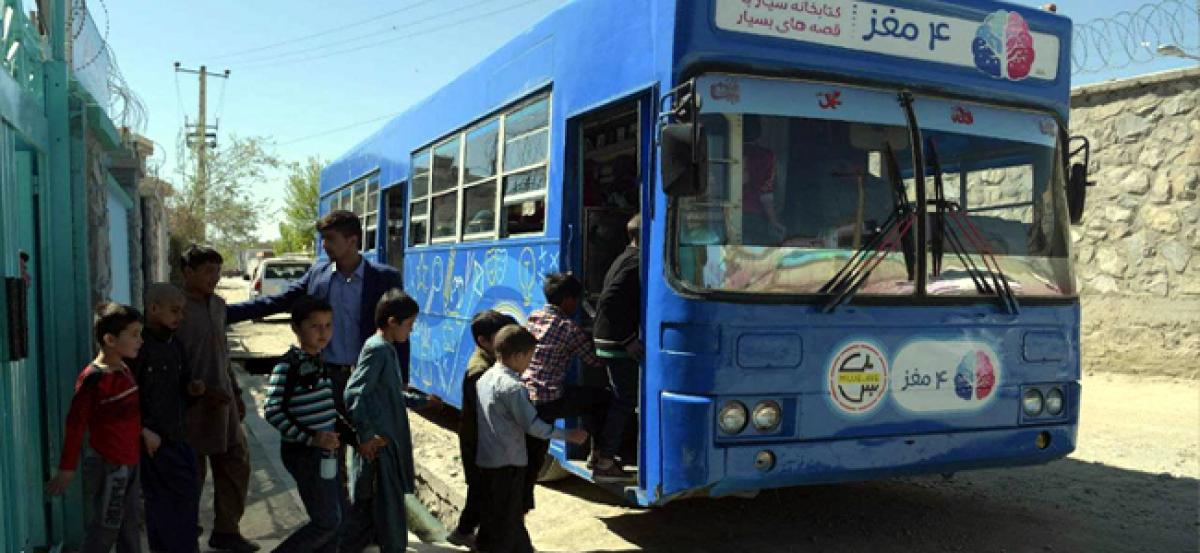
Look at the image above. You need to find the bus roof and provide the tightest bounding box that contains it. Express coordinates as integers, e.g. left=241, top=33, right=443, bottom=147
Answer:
left=321, top=0, right=1072, bottom=195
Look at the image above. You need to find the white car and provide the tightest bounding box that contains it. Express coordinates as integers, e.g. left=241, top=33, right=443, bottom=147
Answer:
left=247, top=256, right=313, bottom=301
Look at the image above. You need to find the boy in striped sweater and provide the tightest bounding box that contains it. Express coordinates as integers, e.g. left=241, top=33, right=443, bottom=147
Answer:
left=263, top=296, right=350, bottom=552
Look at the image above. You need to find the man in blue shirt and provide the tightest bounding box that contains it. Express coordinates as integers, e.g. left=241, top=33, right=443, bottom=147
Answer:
left=228, top=211, right=405, bottom=384
left=229, top=211, right=444, bottom=426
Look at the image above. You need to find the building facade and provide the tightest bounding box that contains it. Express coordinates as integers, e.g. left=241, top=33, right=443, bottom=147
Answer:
left=0, top=1, right=160, bottom=549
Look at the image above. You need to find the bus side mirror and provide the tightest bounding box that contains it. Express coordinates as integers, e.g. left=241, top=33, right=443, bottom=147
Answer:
left=1066, top=135, right=1093, bottom=226
left=1067, top=163, right=1088, bottom=225
left=660, top=122, right=708, bottom=197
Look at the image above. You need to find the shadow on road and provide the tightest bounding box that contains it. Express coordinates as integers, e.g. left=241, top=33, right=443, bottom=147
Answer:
left=585, top=459, right=1197, bottom=552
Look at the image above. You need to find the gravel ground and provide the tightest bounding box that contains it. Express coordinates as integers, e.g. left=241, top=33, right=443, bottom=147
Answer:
left=222, top=279, right=1200, bottom=553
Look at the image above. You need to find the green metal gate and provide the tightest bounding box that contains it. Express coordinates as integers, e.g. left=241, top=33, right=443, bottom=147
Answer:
left=0, top=124, right=48, bottom=552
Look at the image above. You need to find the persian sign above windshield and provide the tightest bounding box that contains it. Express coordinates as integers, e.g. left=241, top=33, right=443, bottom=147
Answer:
left=714, top=0, right=1061, bottom=81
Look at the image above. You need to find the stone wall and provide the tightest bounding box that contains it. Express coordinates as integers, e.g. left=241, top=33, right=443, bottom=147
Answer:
left=128, top=189, right=145, bottom=310
left=139, top=178, right=172, bottom=287
left=1069, top=67, right=1200, bottom=379
left=85, top=139, right=111, bottom=311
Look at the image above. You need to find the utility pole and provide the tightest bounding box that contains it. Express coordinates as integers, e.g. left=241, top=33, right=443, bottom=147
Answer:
left=174, top=63, right=230, bottom=241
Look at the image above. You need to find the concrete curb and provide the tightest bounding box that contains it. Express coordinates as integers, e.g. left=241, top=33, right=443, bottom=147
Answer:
left=413, top=457, right=467, bottom=531
left=234, top=364, right=305, bottom=509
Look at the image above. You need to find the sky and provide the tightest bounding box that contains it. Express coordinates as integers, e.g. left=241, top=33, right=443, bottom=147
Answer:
left=88, top=0, right=1199, bottom=241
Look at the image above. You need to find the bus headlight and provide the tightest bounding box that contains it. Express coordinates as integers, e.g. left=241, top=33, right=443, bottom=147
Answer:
left=1045, top=387, right=1064, bottom=416
left=1022, top=388, right=1044, bottom=417
left=718, top=401, right=748, bottom=435
left=751, top=401, right=782, bottom=432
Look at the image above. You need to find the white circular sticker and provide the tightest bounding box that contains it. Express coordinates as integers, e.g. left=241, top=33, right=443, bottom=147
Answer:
left=828, top=342, right=889, bottom=415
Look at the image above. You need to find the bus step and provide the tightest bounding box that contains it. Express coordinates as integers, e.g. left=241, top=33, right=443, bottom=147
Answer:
left=565, top=459, right=638, bottom=483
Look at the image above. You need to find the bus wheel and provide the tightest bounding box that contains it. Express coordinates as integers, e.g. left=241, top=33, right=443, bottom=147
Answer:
left=536, top=454, right=570, bottom=482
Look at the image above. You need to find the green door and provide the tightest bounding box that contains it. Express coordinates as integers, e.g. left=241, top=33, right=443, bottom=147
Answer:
left=0, top=127, right=48, bottom=551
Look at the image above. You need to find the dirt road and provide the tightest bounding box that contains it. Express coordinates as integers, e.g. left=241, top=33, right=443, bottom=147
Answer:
left=406, top=374, right=1199, bottom=553
left=222, top=280, right=1200, bottom=552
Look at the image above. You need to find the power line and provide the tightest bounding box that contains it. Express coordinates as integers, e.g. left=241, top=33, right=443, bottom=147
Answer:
left=215, top=77, right=229, bottom=126
left=234, top=0, right=535, bottom=68
left=238, top=0, right=555, bottom=70
left=209, top=0, right=443, bottom=61
left=276, top=111, right=404, bottom=147
left=173, top=69, right=186, bottom=123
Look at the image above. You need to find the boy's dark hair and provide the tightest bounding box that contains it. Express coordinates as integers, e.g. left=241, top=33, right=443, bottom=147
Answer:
left=471, top=310, right=519, bottom=344
left=317, top=210, right=363, bottom=242
left=145, top=283, right=185, bottom=308
left=290, top=296, right=333, bottom=328
left=493, top=325, right=537, bottom=358
left=180, top=244, right=223, bottom=271
left=375, top=288, right=419, bottom=329
left=542, top=272, right=583, bottom=306
left=94, top=302, right=143, bottom=346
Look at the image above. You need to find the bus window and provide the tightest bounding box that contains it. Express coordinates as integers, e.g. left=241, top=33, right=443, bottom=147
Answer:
left=676, top=103, right=916, bottom=295
left=914, top=96, right=1073, bottom=297
left=410, top=150, right=431, bottom=246
left=504, top=98, right=549, bottom=172
left=386, top=186, right=405, bottom=267
left=431, top=137, right=462, bottom=242
left=500, top=95, right=550, bottom=236
left=505, top=198, right=545, bottom=235
left=409, top=218, right=428, bottom=247
left=465, top=119, right=499, bottom=182
left=463, top=181, right=498, bottom=236
left=363, top=178, right=379, bottom=251
left=353, top=181, right=366, bottom=217
left=431, top=193, right=458, bottom=241
left=464, top=120, right=500, bottom=240
left=503, top=170, right=547, bottom=236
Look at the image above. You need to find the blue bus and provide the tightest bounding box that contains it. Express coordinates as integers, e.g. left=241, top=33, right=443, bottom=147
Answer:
left=319, top=0, right=1090, bottom=506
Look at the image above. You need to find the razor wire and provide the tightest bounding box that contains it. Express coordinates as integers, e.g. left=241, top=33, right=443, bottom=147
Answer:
left=1072, top=0, right=1200, bottom=74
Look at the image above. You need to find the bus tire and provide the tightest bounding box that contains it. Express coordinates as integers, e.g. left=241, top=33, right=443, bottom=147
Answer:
left=536, top=454, right=570, bottom=482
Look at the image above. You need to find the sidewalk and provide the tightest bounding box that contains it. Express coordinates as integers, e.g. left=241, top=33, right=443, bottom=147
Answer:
left=196, top=366, right=466, bottom=552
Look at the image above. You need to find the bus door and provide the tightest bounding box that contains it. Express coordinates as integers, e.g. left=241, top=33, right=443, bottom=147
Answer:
left=563, top=90, right=653, bottom=482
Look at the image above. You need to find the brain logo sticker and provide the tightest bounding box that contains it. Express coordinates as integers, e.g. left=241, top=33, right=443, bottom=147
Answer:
left=972, top=10, right=1036, bottom=80
left=953, top=350, right=997, bottom=401
left=891, top=340, right=1002, bottom=413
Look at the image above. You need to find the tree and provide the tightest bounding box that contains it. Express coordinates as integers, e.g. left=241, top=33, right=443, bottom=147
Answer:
left=274, top=156, right=322, bottom=254
left=167, top=135, right=279, bottom=262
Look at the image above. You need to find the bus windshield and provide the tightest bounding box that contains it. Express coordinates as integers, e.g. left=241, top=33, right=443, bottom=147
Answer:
left=673, top=76, right=1074, bottom=299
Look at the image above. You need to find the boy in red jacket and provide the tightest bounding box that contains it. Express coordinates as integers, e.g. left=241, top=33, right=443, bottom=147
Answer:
left=46, top=302, right=145, bottom=553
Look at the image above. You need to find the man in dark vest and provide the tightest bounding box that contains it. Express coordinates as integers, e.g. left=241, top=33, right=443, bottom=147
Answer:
left=591, top=213, right=643, bottom=482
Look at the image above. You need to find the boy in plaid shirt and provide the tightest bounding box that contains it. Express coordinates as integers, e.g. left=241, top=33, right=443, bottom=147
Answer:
left=521, top=273, right=611, bottom=504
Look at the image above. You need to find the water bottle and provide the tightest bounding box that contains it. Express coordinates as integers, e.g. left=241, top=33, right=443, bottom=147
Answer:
left=320, top=449, right=337, bottom=480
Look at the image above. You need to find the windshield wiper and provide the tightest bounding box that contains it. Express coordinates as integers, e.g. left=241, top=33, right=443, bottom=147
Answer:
left=927, top=138, right=990, bottom=295
left=925, top=138, right=1020, bottom=314
left=820, top=144, right=917, bottom=313
left=820, top=92, right=1020, bottom=314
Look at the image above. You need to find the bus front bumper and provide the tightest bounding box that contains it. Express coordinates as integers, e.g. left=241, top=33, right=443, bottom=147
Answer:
left=657, top=392, right=1077, bottom=504
left=704, top=425, right=1076, bottom=499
